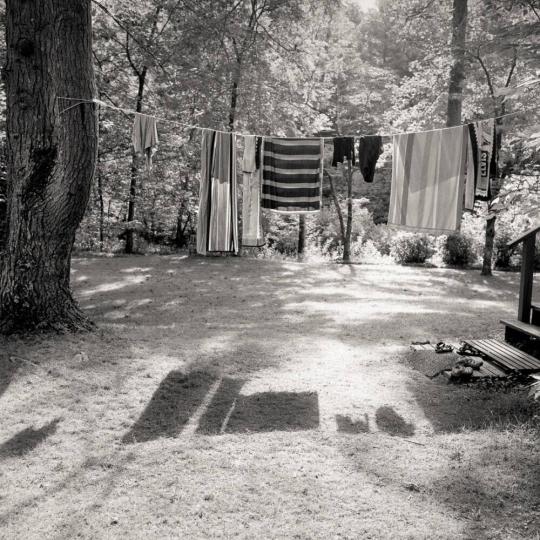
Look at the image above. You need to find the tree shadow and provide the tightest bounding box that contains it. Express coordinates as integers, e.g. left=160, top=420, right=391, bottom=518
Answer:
left=0, top=356, right=20, bottom=398
left=0, top=418, right=61, bottom=459
left=336, top=413, right=370, bottom=434
left=122, top=370, right=217, bottom=444
left=375, top=406, right=415, bottom=437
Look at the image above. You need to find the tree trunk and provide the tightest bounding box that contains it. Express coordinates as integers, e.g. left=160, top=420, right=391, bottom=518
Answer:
left=481, top=216, right=496, bottom=276
left=125, top=68, right=147, bottom=254
left=0, top=0, right=97, bottom=334
left=229, top=60, right=242, bottom=131
left=326, top=170, right=346, bottom=244
left=343, top=161, right=353, bottom=263
left=446, top=0, right=468, bottom=127
left=298, top=214, right=306, bottom=258
left=97, top=170, right=105, bottom=250
left=0, top=139, right=7, bottom=251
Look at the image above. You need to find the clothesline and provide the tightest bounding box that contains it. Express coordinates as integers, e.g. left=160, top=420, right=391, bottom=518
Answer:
left=57, top=96, right=538, bottom=140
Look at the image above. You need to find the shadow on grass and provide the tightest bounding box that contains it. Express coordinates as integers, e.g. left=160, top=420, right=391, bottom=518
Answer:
left=122, top=370, right=217, bottom=444
left=336, top=413, right=370, bottom=434
left=224, top=391, right=319, bottom=434
left=403, top=350, right=538, bottom=433
left=0, top=418, right=61, bottom=459
left=123, top=370, right=320, bottom=441
left=0, top=356, right=20, bottom=399
left=375, top=406, right=415, bottom=437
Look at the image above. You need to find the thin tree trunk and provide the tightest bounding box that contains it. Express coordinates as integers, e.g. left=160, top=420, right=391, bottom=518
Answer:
left=125, top=68, right=147, bottom=253
left=446, top=0, right=468, bottom=127
left=343, top=161, right=353, bottom=263
left=229, top=63, right=241, bottom=131
left=298, top=215, right=306, bottom=258
left=326, top=170, right=346, bottom=244
left=482, top=216, right=496, bottom=276
left=0, top=0, right=97, bottom=334
left=97, top=170, right=105, bottom=250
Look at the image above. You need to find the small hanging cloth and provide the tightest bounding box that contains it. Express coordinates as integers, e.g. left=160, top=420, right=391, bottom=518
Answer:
left=261, top=137, right=323, bottom=213
left=242, top=135, right=265, bottom=247
left=332, top=137, right=356, bottom=167
left=467, top=119, right=497, bottom=200
left=358, top=135, right=383, bottom=183
left=132, top=113, right=159, bottom=169
left=196, top=130, right=239, bottom=255
left=388, top=125, right=467, bottom=234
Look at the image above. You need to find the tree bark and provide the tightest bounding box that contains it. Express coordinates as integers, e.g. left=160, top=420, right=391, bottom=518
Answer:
left=481, top=216, right=496, bottom=276
left=0, top=0, right=98, bottom=334
left=446, top=0, right=468, bottom=127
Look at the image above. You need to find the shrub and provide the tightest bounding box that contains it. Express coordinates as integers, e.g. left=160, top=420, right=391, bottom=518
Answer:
left=440, top=233, right=475, bottom=267
left=391, top=234, right=434, bottom=264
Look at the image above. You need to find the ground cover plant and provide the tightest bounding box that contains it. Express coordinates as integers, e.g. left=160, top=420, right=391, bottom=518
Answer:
left=1, top=256, right=539, bottom=539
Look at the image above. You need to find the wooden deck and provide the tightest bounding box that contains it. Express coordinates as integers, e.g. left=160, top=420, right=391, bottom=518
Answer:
left=463, top=338, right=540, bottom=373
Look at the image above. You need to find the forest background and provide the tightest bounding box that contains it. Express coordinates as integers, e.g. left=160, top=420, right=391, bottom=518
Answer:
left=0, top=0, right=539, bottom=272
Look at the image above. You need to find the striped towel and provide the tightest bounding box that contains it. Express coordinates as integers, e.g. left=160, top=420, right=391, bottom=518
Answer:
left=388, top=126, right=467, bottom=234
left=196, top=130, right=238, bottom=255
left=261, top=138, right=323, bottom=213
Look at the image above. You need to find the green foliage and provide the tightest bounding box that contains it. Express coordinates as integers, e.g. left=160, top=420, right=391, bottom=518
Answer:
left=391, top=234, right=434, bottom=264
left=440, top=233, right=476, bottom=268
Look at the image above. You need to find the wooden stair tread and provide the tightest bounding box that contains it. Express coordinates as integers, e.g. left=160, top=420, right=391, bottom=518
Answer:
left=500, top=319, right=540, bottom=340
left=464, top=339, right=540, bottom=372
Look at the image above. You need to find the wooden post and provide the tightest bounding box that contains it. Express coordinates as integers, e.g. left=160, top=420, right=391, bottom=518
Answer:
left=518, top=234, right=535, bottom=323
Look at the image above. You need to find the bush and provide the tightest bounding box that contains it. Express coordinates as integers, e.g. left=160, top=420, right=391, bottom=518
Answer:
left=440, top=233, right=475, bottom=267
left=391, top=234, right=434, bottom=264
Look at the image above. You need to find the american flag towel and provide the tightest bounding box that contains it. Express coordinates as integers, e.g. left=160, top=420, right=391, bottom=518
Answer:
left=261, top=138, right=323, bottom=213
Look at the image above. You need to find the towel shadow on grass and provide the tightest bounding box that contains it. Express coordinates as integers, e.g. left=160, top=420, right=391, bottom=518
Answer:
left=123, top=370, right=319, bottom=442
left=0, top=356, right=20, bottom=399
left=375, top=406, right=415, bottom=437
left=122, top=370, right=217, bottom=444
left=336, top=413, right=370, bottom=434
left=0, top=418, right=61, bottom=459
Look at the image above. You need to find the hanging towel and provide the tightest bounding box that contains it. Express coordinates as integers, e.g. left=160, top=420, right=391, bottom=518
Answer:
left=261, top=138, right=323, bottom=213
left=132, top=113, right=159, bottom=168
left=197, top=130, right=238, bottom=255
left=242, top=135, right=264, bottom=247
left=468, top=119, right=496, bottom=200
left=463, top=133, right=476, bottom=211
left=332, top=137, right=356, bottom=167
left=388, top=125, right=467, bottom=234
left=358, top=135, right=383, bottom=183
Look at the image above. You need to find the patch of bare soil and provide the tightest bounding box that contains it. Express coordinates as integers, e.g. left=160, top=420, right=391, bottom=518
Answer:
left=0, top=255, right=538, bottom=539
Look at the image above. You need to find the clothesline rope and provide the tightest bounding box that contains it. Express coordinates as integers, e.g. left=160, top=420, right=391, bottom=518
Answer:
left=57, top=96, right=539, bottom=140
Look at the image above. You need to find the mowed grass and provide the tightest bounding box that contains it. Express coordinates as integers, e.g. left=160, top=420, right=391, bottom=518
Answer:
left=0, top=255, right=539, bottom=539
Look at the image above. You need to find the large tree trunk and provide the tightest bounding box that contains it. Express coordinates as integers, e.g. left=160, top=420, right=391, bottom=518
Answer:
left=0, top=140, right=7, bottom=251
left=0, top=0, right=97, bottom=334
left=446, top=0, right=468, bottom=127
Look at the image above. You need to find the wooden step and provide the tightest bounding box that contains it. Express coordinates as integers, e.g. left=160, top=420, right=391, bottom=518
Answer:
left=501, top=318, right=540, bottom=341
left=531, top=303, right=540, bottom=326
left=464, top=338, right=540, bottom=373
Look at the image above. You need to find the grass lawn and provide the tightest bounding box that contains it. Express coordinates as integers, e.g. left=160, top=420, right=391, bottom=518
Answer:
left=0, top=255, right=539, bottom=539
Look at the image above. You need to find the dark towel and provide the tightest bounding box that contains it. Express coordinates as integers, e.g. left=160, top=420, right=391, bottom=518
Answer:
left=255, top=136, right=263, bottom=170
left=358, top=136, right=383, bottom=183
left=332, top=137, right=356, bottom=167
